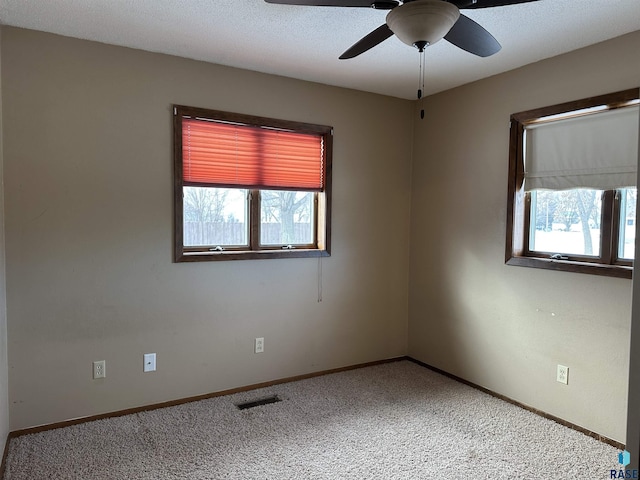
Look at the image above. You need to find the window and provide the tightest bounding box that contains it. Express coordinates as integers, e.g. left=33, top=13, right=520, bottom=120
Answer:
left=174, top=106, right=332, bottom=262
left=506, top=89, right=639, bottom=278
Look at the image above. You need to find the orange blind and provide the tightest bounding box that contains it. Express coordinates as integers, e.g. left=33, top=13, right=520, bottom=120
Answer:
left=182, top=118, right=324, bottom=190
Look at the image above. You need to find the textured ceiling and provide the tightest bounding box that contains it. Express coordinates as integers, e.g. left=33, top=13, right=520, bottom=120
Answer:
left=0, top=0, right=639, bottom=99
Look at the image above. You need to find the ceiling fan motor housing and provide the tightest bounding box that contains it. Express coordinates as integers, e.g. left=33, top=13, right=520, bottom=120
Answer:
left=386, top=0, right=460, bottom=48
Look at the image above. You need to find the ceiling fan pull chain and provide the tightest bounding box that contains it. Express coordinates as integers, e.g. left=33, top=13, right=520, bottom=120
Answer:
left=418, top=48, right=426, bottom=120
left=417, top=47, right=423, bottom=100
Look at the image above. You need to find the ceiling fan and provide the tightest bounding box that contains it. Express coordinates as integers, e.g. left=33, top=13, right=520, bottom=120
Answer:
left=264, top=0, right=540, bottom=60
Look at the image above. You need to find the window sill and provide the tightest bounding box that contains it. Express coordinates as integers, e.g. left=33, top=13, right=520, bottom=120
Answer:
left=506, top=256, right=632, bottom=279
left=176, top=248, right=330, bottom=263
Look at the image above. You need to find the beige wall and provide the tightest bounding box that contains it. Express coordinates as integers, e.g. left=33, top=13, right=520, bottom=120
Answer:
left=409, top=31, right=640, bottom=443
left=0, top=26, right=9, bottom=455
left=1, top=27, right=413, bottom=430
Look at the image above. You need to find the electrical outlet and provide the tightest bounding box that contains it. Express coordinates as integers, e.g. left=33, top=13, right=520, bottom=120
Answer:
left=557, top=364, right=569, bottom=385
left=93, top=360, right=106, bottom=379
left=255, top=337, right=264, bottom=354
left=144, top=353, right=156, bottom=372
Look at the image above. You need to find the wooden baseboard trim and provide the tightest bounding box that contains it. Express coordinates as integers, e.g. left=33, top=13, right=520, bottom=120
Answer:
left=0, top=433, right=10, bottom=480
left=406, top=357, right=625, bottom=451
left=7, top=356, right=623, bottom=453
left=10, top=356, right=407, bottom=438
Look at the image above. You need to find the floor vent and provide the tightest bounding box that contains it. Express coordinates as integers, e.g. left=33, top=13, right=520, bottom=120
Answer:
left=235, top=395, right=282, bottom=410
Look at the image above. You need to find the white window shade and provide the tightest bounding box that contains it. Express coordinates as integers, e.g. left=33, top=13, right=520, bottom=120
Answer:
left=524, top=104, right=639, bottom=191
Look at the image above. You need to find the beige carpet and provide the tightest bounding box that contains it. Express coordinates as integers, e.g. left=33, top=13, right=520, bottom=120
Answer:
left=3, top=360, right=620, bottom=479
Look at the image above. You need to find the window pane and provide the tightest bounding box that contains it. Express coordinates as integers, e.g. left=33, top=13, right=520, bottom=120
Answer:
left=183, top=187, right=247, bottom=247
left=260, top=190, right=315, bottom=246
left=529, top=189, right=602, bottom=256
left=618, top=188, right=636, bottom=260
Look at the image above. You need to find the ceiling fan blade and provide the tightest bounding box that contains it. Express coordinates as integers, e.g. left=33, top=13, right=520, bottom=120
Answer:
left=339, top=24, right=394, bottom=59
left=264, top=0, right=374, bottom=6
left=444, top=14, right=501, bottom=57
left=450, top=0, right=539, bottom=9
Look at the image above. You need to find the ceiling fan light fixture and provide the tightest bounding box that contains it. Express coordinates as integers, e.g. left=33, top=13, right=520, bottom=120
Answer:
left=386, top=0, right=460, bottom=48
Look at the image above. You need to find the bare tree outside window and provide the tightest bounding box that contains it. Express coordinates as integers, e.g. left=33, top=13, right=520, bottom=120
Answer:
left=183, top=187, right=246, bottom=247
left=260, top=190, right=314, bottom=245
left=530, top=189, right=602, bottom=256
left=184, top=187, right=228, bottom=224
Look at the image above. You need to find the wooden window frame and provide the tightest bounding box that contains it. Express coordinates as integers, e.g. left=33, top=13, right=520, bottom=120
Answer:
left=505, top=89, right=639, bottom=279
left=173, top=105, right=332, bottom=263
